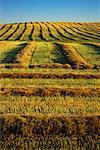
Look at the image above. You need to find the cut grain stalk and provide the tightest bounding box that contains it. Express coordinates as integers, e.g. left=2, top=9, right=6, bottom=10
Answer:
left=60, top=44, right=93, bottom=69
left=14, top=42, right=37, bottom=67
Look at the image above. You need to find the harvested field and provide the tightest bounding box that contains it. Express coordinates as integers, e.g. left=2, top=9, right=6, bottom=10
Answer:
left=0, top=115, right=99, bottom=149
left=0, top=22, right=99, bottom=42
left=0, top=22, right=100, bottom=149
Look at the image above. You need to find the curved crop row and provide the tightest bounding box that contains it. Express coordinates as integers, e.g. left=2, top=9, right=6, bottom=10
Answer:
left=60, top=44, right=93, bottom=69
left=8, top=23, right=25, bottom=40
left=20, top=23, right=33, bottom=41
left=55, top=22, right=77, bottom=41
left=60, top=22, right=88, bottom=41
left=62, top=23, right=93, bottom=41
left=71, top=26, right=100, bottom=40
left=28, top=22, right=34, bottom=41
left=0, top=24, right=6, bottom=30
left=15, top=23, right=27, bottom=40
left=0, top=24, right=19, bottom=40
left=45, top=22, right=61, bottom=40
left=50, top=22, right=76, bottom=41
left=32, top=22, right=41, bottom=41
left=71, top=23, right=100, bottom=36
left=0, top=24, right=12, bottom=38
left=42, top=22, right=60, bottom=41
left=37, top=22, right=47, bottom=41
left=39, top=22, right=53, bottom=41
left=14, top=42, right=37, bottom=67
left=49, top=22, right=68, bottom=41
left=84, top=23, right=100, bottom=33
left=0, top=22, right=100, bottom=41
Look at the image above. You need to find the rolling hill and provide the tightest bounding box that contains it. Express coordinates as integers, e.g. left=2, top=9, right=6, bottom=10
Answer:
left=0, top=22, right=100, bottom=149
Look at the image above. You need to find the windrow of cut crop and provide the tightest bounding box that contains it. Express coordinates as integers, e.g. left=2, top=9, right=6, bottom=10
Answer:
left=45, top=22, right=61, bottom=41
left=60, top=22, right=88, bottom=41
left=84, top=23, right=100, bottom=33
left=66, top=22, right=99, bottom=35
left=59, top=43, right=93, bottom=69
left=15, top=23, right=27, bottom=40
left=28, top=22, right=34, bottom=41
left=20, top=23, right=33, bottom=41
left=0, top=114, right=99, bottom=149
left=0, top=63, right=71, bottom=69
left=14, top=42, right=37, bottom=67
left=55, top=22, right=77, bottom=41
left=48, top=22, right=68, bottom=41
left=49, top=22, right=75, bottom=41
left=32, top=22, right=42, bottom=41
left=1, top=24, right=19, bottom=40
left=71, top=23, right=100, bottom=37
left=63, top=23, right=93, bottom=41
left=0, top=86, right=100, bottom=96
left=37, top=22, right=47, bottom=41
left=39, top=22, right=52, bottom=41
left=43, top=22, right=60, bottom=41
left=0, top=24, right=12, bottom=38
left=0, top=72, right=99, bottom=79
left=8, top=23, right=25, bottom=40
left=0, top=24, right=6, bottom=30
left=70, top=26, right=100, bottom=40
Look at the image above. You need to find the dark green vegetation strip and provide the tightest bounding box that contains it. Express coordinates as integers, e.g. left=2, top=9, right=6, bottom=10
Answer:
left=0, top=114, right=99, bottom=149
left=0, top=43, right=27, bottom=64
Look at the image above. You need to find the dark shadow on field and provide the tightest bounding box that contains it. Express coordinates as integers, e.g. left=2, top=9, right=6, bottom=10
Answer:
left=1, top=43, right=27, bottom=64
left=82, top=43, right=100, bottom=56
left=51, top=43, right=69, bottom=64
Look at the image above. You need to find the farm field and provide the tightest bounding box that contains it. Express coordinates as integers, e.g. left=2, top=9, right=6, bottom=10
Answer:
left=0, top=22, right=100, bottom=149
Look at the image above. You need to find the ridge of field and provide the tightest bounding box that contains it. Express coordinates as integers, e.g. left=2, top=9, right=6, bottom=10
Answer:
left=0, top=22, right=100, bottom=42
left=0, top=22, right=100, bottom=149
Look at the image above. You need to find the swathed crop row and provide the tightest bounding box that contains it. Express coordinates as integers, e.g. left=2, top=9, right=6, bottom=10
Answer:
left=0, top=24, right=12, bottom=38
left=14, top=42, right=37, bottom=67
left=0, top=72, right=99, bottom=79
left=20, top=23, right=34, bottom=41
left=0, top=114, right=99, bottom=149
left=60, top=43, right=93, bottom=69
left=0, top=22, right=100, bottom=42
left=0, top=86, right=100, bottom=96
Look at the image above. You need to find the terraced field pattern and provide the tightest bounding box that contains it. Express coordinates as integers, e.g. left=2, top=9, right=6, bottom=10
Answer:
left=0, top=22, right=100, bottom=149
